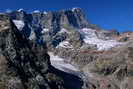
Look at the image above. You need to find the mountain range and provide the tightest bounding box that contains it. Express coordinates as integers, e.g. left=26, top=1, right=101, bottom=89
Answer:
left=0, top=8, right=133, bottom=89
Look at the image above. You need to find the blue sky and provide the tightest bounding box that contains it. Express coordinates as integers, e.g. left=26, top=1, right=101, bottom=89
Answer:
left=0, top=0, right=133, bottom=32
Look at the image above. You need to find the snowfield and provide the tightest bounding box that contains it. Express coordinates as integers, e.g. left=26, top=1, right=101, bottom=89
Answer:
left=49, top=52, right=79, bottom=72
left=80, top=28, right=123, bottom=50
left=13, top=20, right=25, bottom=31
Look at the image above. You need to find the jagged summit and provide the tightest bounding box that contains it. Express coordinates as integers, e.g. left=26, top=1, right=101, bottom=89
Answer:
left=17, top=8, right=24, bottom=12
left=1, top=8, right=123, bottom=51
left=9, top=8, right=83, bottom=14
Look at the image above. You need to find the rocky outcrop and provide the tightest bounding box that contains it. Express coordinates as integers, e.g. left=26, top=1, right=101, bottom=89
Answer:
left=77, top=41, right=133, bottom=89
left=0, top=14, right=84, bottom=89
left=6, top=8, right=90, bottom=49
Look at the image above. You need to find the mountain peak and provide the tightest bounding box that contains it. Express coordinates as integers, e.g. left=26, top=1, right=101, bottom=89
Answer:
left=33, top=10, right=40, bottom=13
left=72, top=7, right=82, bottom=12
left=17, top=8, right=24, bottom=12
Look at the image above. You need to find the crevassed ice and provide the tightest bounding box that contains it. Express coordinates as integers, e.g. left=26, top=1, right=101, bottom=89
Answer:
left=13, top=20, right=25, bottom=31
left=81, top=28, right=123, bottom=50
left=84, top=37, right=123, bottom=50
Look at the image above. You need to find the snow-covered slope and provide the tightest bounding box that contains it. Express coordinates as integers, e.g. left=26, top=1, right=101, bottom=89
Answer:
left=13, top=20, right=25, bottom=31
left=49, top=52, right=79, bottom=72
left=80, top=28, right=123, bottom=50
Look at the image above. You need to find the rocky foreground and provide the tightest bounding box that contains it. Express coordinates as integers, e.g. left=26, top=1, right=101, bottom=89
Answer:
left=0, top=14, right=85, bottom=89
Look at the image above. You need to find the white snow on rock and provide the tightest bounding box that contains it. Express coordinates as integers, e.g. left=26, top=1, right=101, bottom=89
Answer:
left=72, top=7, right=78, bottom=12
left=43, top=11, right=47, bottom=14
left=81, top=28, right=97, bottom=38
left=72, top=8, right=76, bottom=12
left=84, top=37, right=123, bottom=50
left=29, top=31, right=36, bottom=40
left=49, top=52, right=64, bottom=61
left=18, top=9, right=24, bottom=12
left=41, top=28, right=49, bottom=33
left=33, top=10, right=40, bottom=13
left=13, top=20, right=25, bottom=31
left=49, top=52, right=79, bottom=72
left=57, top=41, right=73, bottom=49
left=80, top=28, right=123, bottom=50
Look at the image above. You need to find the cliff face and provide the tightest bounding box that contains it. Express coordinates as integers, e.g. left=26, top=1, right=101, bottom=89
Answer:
left=0, top=14, right=83, bottom=89
left=6, top=8, right=122, bottom=51
left=6, top=8, right=89, bottom=49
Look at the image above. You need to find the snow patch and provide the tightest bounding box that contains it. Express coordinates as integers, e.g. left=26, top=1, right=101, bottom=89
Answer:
left=43, top=11, right=47, bottom=14
left=33, top=10, right=40, bottom=13
left=84, top=37, right=123, bottom=50
left=49, top=52, right=79, bottom=72
left=13, top=20, right=25, bottom=31
left=29, top=31, right=36, bottom=40
left=72, top=7, right=78, bottom=12
left=18, top=9, right=24, bottom=12
left=49, top=52, right=64, bottom=61
left=41, top=28, right=49, bottom=33
left=57, top=41, right=73, bottom=49
left=81, top=28, right=97, bottom=38
left=80, top=28, right=123, bottom=50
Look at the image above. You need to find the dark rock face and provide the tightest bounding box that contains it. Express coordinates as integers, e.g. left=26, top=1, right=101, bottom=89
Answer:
left=0, top=14, right=83, bottom=89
